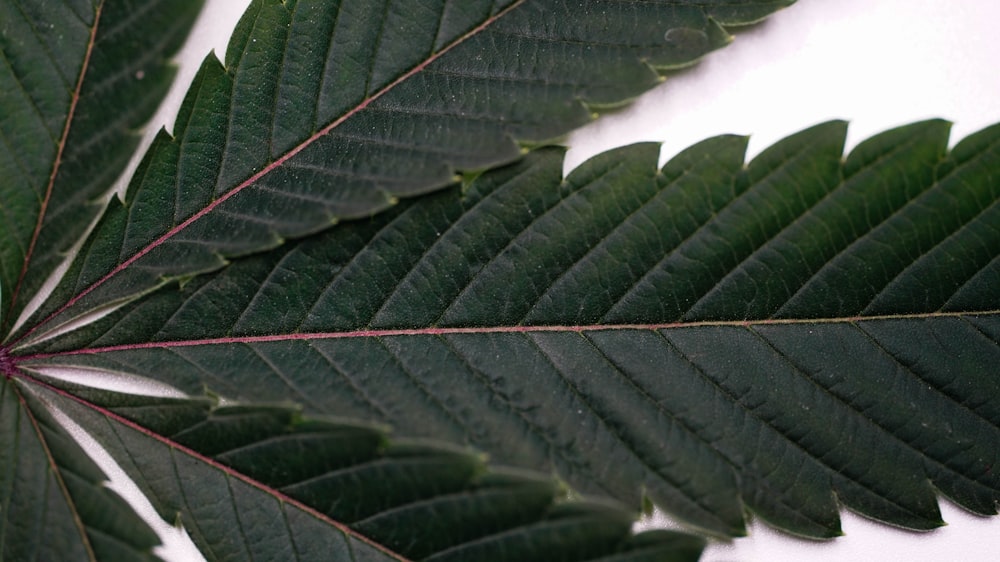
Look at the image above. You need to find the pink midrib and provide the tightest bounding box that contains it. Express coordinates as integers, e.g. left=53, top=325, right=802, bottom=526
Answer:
left=13, top=0, right=527, bottom=346
left=18, top=309, right=993, bottom=361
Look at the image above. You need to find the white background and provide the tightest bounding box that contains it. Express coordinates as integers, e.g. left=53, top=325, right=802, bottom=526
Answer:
left=124, top=1, right=1000, bottom=560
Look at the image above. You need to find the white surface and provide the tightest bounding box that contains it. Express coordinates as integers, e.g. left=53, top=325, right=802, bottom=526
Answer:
left=565, top=0, right=1000, bottom=169
left=105, top=1, right=1000, bottom=560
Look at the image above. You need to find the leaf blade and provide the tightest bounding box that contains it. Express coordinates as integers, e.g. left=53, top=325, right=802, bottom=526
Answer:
left=26, top=120, right=1000, bottom=538
left=12, top=0, right=794, bottom=344
left=2, top=378, right=161, bottom=561
left=34, top=381, right=706, bottom=561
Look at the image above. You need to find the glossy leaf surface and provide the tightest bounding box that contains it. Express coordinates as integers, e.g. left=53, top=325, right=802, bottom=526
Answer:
left=25, top=120, right=999, bottom=538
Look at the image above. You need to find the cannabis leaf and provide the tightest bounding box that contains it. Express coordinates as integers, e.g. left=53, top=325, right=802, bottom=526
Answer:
left=29, top=381, right=706, bottom=562
left=5, top=0, right=786, bottom=345
left=0, top=380, right=161, bottom=561
left=0, top=0, right=203, bottom=338
left=1, top=1, right=202, bottom=558
left=2, top=0, right=802, bottom=559
left=24, top=119, right=999, bottom=543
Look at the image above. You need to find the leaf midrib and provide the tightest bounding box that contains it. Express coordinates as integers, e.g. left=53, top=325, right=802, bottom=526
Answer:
left=14, top=0, right=529, bottom=346
left=16, top=309, right=1000, bottom=361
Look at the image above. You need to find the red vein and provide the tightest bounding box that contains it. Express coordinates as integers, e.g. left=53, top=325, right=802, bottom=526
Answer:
left=14, top=0, right=527, bottom=346
left=6, top=1, right=105, bottom=329
left=17, top=374, right=412, bottom=562
left=17, top=309, right=999, bottom=361
left=12, top=383, right=98, bottom=562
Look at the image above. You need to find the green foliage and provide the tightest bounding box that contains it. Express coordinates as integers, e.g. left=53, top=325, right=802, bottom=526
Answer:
left=1, top=382, right=160, bottom=561
left=32, top=120, right=1000, bottom=541
left=2, top=0, right=997, bottom=561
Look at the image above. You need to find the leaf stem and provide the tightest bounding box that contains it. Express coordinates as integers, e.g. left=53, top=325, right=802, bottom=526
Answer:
left=0, top=345, right=16, bottom=378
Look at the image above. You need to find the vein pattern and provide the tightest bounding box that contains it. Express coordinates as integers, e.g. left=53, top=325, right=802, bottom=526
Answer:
left=23, top=121, right=999, bottom=538
left=10, top=0, right=791, bottom=344
left=0, top=0, right=203, bottom=329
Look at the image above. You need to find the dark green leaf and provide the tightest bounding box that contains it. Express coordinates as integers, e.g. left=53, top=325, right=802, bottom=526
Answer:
left=28, top=120, right=998, bottom=538
left=36, top=382, right=705, bottom=562
left=3, top=1, right=806, bottom=559
left=9, top=0, right=792, bottom=345
left=0, top=0, right=203, bottom=329
left=1, top=378, right=160, bottom=561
